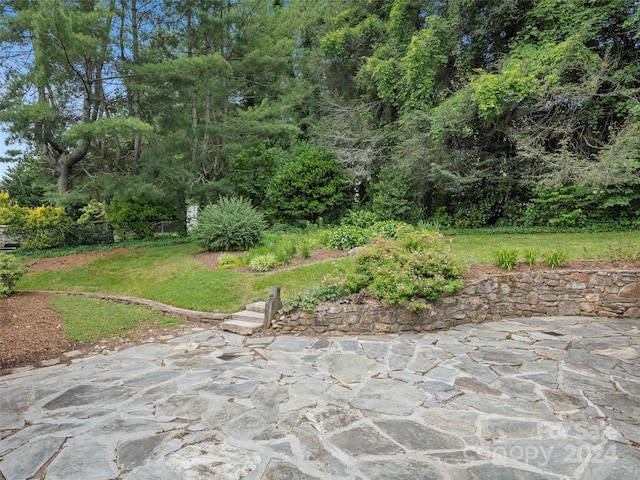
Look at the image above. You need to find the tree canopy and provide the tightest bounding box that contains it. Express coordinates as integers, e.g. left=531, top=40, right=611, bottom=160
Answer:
left=0, top=0, right=638, bottom=229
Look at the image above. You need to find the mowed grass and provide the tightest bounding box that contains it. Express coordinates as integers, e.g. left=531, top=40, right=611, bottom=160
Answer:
left=49, top=295, right=184, bottom=343
left=18, top=242, right=355, bottom=312
left=449, top=230, right=640, bottom=264
left=17, top=230, right=640, bottom=315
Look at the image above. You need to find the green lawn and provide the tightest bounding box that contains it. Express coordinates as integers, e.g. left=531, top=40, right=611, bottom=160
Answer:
left=449, top=230, right=640, bottom=264
left=17, top=230, right=640, bottom=314
left=49, top=295, right=184, bottom=343
left=17, top=242, right=354, bottom=313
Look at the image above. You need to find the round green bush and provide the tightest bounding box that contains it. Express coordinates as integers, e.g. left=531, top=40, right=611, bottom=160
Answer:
left=347, top=231, right=465, bottom=305
left=265, top=147, right=353, bottom=224
left=191, top=196, right=267, bottom=252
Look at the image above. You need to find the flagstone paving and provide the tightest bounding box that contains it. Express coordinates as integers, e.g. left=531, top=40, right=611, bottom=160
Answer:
left=2, top=315, right=640, bottom=479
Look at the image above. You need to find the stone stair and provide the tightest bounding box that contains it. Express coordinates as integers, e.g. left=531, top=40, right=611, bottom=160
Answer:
left=221, top=301, right=266, bottom=335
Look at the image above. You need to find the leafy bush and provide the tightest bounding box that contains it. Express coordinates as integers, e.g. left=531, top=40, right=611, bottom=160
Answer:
left=369, top=220, right=412, bottom=239
left=106, top=185, right=176, bottom=239
left=0, top=253, right=27, bottom=298
left=64, top=200, right=113, bottom=246
left=521, top=185, right=640, bottom=229
left=0, top=194, right=72, bottom=249
left=345, top=231, right=464, bottom=307
left=328, top=222, right=420, bottom=251
left=327, top=225, right=371, bottom=250
left=544, top=249, right=568, bottom=268
left=492, top=247, right=519, bottom=270
left=340, top=209, right=381, bottom=228
left=281, top=278, right=349, bottom=314
left=266, top=147, right=353, bottom=224
left=24, top=205, right=72, bottom=249
left=249, top=254, right=278, bottom=272
left=191, top=196, right=267, bottom=252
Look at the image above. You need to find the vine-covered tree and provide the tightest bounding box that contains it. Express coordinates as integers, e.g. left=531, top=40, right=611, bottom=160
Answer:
left=0, top=0, right=638, bottom=229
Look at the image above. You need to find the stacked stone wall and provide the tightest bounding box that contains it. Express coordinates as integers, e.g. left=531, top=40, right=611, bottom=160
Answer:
left=274, top=270, right=640, bottom=335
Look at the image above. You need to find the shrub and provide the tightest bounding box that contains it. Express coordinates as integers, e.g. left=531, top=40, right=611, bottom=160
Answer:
left=524, top=185, right=593, bottom=228
left=65, top=200, right=113, bottom=246
left=0, top=195, right=72, bottom=250
left=106, top=184, right=177, bottom=239
left=340, top=209, right=381, bottom=228
left=545, top=249, right=568, bottom=268
left=345, top=231, right=464, bottom=306
left=327, top=225, right=371, bottom=250
left=265, top=147, right=353, bottom=224
left=191, top=196, right=267, bottom=252
left=24, top=205, right=72, bottom=249
left=0, top=253, right=27, bottom=298
left=275, top=240, right=297, bottom=263
left=493, top=247, right=519, bottom=270
left=282, top=278, right=349, bottom=313
left=249, top=254, right=278, bottom=272
left=369, top=220, right=412, bottom=239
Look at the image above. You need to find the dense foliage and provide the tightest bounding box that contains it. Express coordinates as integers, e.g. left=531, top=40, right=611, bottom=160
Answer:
left=0, top=193, right=70, bottom=249
left=106, top=184, right=177, bottom=239
left=0, top=253, right=26, bottom=298
left=0, top=0, right=638, bottom=234
left=346, top=231, right=465, bottom=307
left=191, top=196, right=267, bottom=252
left=286, top=227, right=465, bottom=313
left=265, top=147, right=353, bottom=225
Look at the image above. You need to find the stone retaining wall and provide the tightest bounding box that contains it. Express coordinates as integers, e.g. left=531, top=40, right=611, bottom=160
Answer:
left=274, top=270, right=640, bottom=335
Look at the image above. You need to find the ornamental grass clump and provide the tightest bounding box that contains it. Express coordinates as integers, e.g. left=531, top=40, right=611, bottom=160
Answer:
left=492, top=246, right=520, bottom=270
left=191, top=196, right=267, bottom=252
left=249, top=254, right=278, bottom=272
left=218, top=253, right=241, bottom=269
left=523, top=249, right=539, bottom=267
left=544, top=248, right=568, bottom=268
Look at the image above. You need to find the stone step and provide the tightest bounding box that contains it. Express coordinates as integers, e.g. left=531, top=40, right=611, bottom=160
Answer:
left=232, top=310, right=264, bottom=322
left=220, top=319, right=263, bottom=335
left=246, top=301, right=266, bottom=314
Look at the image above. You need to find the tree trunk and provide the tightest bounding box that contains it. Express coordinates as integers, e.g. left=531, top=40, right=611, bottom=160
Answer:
left=131, top=0, right=142, bottom=162
left=56, top=160, right=73, bottom=194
